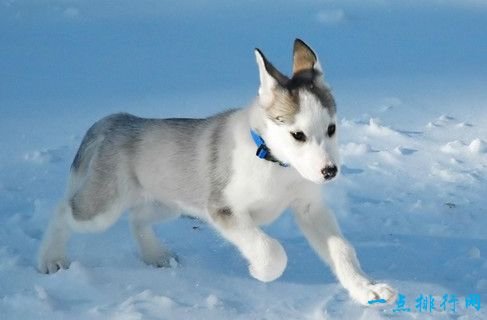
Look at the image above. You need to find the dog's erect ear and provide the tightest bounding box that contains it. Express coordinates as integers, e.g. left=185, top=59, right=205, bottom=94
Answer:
left=292, top=39, right=323, bottom=75
left=254, top=49, right=288, bottom=104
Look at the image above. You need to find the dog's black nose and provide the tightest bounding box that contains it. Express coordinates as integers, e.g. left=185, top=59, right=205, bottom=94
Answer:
left=321, top=165, right=338, bottom=180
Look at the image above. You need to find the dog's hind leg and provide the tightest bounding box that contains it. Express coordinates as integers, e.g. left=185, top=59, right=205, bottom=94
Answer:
left=130, top=203, right=180, bottom=268
left=37, top=201, right=72, bottom=273
left=38, top=166, right=126, bottom=273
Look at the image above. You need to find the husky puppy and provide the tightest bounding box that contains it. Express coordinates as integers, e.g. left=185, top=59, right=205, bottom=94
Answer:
left=38, top=39, right=396, bottom=305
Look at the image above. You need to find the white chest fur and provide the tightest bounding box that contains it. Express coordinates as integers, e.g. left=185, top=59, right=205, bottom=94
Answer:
left=224, top=136, right=305, bottom=226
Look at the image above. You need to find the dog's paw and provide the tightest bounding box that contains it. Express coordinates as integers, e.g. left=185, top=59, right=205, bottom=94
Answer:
left=38, top=255, right=70, bottom=274
left=142, top=251, right=179, bottom=268
left=350, top=281, right=397, bottom=306
left=249, top=238, right=288, bottom=282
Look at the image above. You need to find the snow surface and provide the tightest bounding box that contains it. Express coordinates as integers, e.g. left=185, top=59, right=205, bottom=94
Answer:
left=1, top=1, right=487, bottom=319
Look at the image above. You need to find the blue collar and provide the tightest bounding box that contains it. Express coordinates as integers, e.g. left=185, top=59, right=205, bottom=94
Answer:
left=250, top=130, right=289, bottom=167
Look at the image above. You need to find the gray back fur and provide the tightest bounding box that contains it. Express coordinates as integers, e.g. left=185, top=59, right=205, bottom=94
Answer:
left=70, top=110, right=237, bottom=220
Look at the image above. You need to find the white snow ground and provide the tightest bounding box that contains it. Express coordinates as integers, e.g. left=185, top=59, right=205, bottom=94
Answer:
left=1, top=1, right=487, bottom=319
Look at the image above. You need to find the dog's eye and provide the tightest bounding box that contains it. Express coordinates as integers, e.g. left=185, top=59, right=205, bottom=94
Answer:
left=291, top=131, right=306, bottom=142
left=327, top=124, right=336, bottom=137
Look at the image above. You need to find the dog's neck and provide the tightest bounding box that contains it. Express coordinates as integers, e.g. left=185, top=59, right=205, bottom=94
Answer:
left=248, top=100, right=267, bottom=133
left=247, top=100, right=289, bottom=167
left=250, top=129, right=289, bottom=167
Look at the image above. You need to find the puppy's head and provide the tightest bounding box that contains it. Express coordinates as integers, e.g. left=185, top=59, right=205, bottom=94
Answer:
left=255, top=39, right=339, bottom=184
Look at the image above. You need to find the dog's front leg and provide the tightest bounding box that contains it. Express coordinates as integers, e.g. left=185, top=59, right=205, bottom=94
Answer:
left=209, top=207, right=287, bottom=282
left=292, top=199, right=397, bottom=305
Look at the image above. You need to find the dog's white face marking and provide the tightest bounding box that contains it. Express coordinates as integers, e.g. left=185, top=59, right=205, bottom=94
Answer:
left=265, top=89, right=339, bottom=184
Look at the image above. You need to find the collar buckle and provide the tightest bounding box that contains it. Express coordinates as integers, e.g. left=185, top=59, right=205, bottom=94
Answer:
left=250, top=130, right=289, bottom=167
left=256, top=144, right=269, bottom=159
